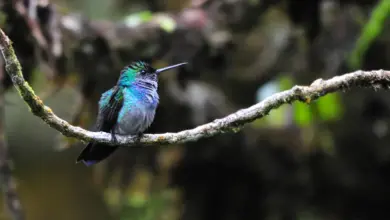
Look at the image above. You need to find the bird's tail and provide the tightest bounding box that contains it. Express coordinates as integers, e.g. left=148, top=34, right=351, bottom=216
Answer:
left=76, top=143, right=118, bottom=166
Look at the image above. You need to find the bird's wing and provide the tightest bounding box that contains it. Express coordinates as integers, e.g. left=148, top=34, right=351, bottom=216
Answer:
left=95, top=86, right=124, bottom=132
left=76, top=86, right=124, bottom=165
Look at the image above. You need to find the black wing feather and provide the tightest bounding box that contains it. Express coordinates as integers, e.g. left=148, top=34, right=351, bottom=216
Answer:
left=76, top=86, right=124, bottom=165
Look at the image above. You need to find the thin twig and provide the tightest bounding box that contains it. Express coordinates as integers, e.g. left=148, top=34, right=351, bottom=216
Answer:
left=0, top=27, right=389, bottom=147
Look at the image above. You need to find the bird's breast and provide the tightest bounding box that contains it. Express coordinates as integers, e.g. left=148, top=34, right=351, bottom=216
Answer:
left=115, top=103, right=157, bottom=135
left=144, top=90, right=159, bottom=109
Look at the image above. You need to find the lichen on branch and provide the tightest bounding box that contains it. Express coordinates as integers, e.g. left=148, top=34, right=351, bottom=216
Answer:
left=0, top=27, right=389, bottom=147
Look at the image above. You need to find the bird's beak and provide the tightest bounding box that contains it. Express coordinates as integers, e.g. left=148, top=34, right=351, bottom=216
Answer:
left=155, top=62, right=187, bottom=74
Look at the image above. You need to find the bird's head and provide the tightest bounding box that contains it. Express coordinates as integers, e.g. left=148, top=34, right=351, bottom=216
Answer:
left=118, top=61, right=187, bottom=87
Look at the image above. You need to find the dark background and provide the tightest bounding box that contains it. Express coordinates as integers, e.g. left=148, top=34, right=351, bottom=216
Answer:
left=0, top=0, right=390, bottom=219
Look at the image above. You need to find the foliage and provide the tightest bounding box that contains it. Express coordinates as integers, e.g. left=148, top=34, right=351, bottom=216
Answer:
left=348, top=0, right=390, bottom=68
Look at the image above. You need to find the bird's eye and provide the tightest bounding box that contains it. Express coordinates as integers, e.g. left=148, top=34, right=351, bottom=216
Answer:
left=141, top=70, right=146, bottom=75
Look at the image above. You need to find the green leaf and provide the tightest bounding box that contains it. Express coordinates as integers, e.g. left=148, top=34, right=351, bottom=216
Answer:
left=123, top=11, right=153, bottom=27
left=279, top=75, right=294, bottom=90
left=128, top=192, right=148, bottom=208
left=348, top=0, right=390, bottom=68
left=157, top=16, right=177, bottom=33
left=316, top=93, right=343, bottom=121
left=293, top=102, right=312, bottom=126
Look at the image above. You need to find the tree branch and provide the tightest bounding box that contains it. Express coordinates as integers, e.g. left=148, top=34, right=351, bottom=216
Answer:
left=0, top=27, right=389, bottom=147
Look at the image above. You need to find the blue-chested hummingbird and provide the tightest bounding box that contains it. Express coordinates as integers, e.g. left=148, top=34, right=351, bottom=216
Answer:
left=76, top=61, right=187, bottom=166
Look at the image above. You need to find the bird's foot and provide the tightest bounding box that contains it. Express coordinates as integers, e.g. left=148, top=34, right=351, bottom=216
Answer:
left=111, top=129, right=118, bottom=144
left=135, top=132, right=143, bottom=143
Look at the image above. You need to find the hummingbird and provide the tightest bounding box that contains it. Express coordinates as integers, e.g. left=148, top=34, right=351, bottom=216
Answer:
left=76, top=61, right=187, bottom=166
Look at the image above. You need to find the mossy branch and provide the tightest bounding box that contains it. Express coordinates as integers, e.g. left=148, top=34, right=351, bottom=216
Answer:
left=0, top=28, right=390, bottom=147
